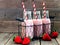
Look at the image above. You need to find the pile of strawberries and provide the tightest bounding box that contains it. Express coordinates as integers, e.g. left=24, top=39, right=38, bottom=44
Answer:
left=13, top=36, right=30, bottom=45
left=13, top=31, right=58, bottom=45
left=42, top=32, right=58, bottom=41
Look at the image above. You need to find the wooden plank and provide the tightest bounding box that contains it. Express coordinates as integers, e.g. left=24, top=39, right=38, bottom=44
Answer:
left=6, top=33, right=20, bottom=45
left=0, top=33, right=10, bottom=40
left=0, top=33, right=13, bottom=45
left=41, top=39, right=58, bottom=45
left=56, top=34, right=60, bottom=45
left=0, top=21, right=18, bottom=32
left=6, top=33, right=40, bottom=45
left=29, top=40, right=40, bottom=45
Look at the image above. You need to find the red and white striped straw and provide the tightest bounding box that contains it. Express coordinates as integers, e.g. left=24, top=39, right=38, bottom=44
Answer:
left=42, top=2, right=46, bottom=18
left=21, top=1, right=27, bottom=38
left=22, top=2, right=25, bottom=9
left=32, top=2, right=38, bottom=19
left=22, top=2, right=28, bottom=20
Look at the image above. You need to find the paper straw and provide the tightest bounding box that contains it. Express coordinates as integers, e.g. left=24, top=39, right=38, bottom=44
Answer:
left=22, top=2, right=28, bottom=20
left=21, top=1, right=27, bottom=38
left=32, top=2, right=38, bottom=19
left=43, top=2, right=46, bottom=18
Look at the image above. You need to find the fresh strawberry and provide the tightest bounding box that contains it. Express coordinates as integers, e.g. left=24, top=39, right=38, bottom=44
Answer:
left=22, top=37, right=30, bottom=45
left=42, top=33, right=51, bottom=41
left=14, top=36, right=22, bottom=44
left=51, top=32, right=58, bottom=38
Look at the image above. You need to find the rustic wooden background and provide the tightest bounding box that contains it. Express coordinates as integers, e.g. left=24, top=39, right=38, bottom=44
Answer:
left=0, top=0, right=60, bottom=32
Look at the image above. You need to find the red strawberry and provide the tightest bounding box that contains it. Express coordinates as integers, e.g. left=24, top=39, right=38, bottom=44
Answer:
left=22, top=37, right=30, bottom=45
left=42, top=33, right=51, bottom=41
left=51, top=32, right=58, bottom=38
left=42, top=34, right=47, bottom=41
left=46, top=34, right=51, bottom=41
left=14, top=36, right=22, bottom=44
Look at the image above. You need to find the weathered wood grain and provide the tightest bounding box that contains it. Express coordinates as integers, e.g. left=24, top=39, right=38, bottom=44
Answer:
left=56, top=34, right=60, bottom=45
left=0, top=33, right=13, bottom=45
left=54, top=22, right=60, bottom=32
left=0, top=0, right=59, bottom=8
left=29, top=40, right=40, bottom=45
left=41, top=39, right=58, bottom=45
left=6, top=33, right=21, bottom=45
left=0, top=21, right=18, bottom=32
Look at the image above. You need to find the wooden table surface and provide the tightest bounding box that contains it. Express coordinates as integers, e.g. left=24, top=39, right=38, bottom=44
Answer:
left=0, top=33, right=59, bottom=45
